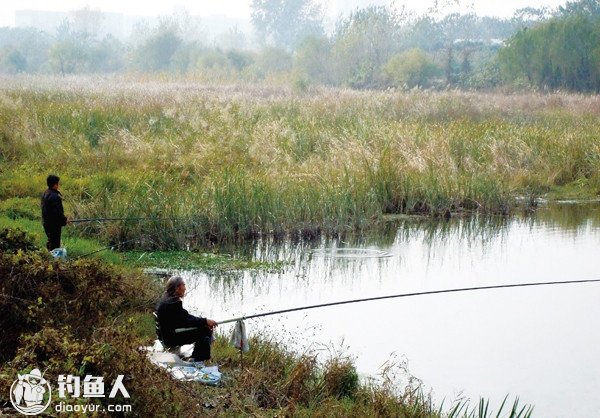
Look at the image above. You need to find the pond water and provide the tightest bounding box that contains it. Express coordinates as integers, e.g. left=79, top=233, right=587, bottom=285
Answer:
left=182, top=203, right=600, bottom=417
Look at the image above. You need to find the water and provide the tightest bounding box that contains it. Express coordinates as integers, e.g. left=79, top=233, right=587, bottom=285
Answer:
left=182, top=203, right=600, bottom=417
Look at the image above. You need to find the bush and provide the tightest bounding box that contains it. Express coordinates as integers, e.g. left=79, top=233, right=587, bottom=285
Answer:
left=384, top=49, right=441, bottom=89
left=322, top=358, right=359, bottom=399
left=0, top=197, right=40, bottom=220
left=0, top=227, right=38, bottom=253
left=0, top=234, right=195, bottom=416
left=0, top=244, right=156, bottom=360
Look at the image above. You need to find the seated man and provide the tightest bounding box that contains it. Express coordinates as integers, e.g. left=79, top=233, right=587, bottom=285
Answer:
left=155, top=276, right=218, bottom=362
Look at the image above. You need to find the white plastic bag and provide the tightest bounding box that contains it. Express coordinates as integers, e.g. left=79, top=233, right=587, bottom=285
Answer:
left=50, top=248, right=67, bottom=260
left=230, top=319, right=249, bottom=353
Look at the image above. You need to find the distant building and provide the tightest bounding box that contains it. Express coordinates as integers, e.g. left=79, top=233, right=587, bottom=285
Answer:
left=15, top=9, right=148, bottom=39
left=15, top=10, right=67, bottom=35
left=14, top=9, right=251, bottom=43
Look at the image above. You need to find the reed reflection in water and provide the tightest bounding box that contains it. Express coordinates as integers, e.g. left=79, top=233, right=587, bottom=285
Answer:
left=182, top=203, right=600, bottom=418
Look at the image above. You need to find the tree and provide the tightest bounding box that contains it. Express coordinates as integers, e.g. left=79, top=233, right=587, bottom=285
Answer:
left=48, top=41, right=86, bottom=75
left=513, top=6, right=552, bottom=22
left=69, top=6, right=105, bottom=41
left=384, top=48, right=441, bottom=88
left=559, top=0, right=600, bottom=18
left=248, top=47, right=292, bottom=79
left=227, top=50, right=254, bottom=71
left=0, top=27, right=52, bottom=73
left=88, top=35, right=126, bottom=73
left=293, top=35, right=332, bottom=84
left=0, top=47, right=27, bottom=73
left=134, top=21, right=183, bottom=72
left=498, top=13, right=600, bottom=91
left=218, top=26, right=247, bottom=50
left=251, top=0, right=323, bottom=50
left=331, top=6, right=402, bottom=88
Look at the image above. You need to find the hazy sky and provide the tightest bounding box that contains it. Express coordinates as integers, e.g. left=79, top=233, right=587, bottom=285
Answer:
left=0, top=0, right=569, bottom=28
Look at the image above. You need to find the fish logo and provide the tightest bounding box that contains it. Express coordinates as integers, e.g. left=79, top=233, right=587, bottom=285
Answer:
left=10, top=368, right=52, bottom=415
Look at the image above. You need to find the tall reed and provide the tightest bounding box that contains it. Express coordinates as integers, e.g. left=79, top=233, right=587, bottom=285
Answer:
left=2, top=77, right=599, bottom=247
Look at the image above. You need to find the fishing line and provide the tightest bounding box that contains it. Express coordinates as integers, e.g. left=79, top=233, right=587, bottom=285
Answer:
left=73, top=238, right=142, bottom=259
left=70, top=217, right=184, bottom=223
left=217, top=278, right=600, bottom=324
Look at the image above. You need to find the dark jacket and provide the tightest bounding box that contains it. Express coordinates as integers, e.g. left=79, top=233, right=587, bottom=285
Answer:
left=155, top=296, right=207, bottom=345
left=41, top=188, right=67, bottom=227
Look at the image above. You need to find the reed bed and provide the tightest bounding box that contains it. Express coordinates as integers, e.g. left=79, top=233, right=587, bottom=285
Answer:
left=2, top=76, right=599, bottom=247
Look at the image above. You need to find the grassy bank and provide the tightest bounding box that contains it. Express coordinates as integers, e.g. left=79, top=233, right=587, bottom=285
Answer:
left=0, top=212, right=284, bottom=271
left=1, top=77, right=599, bottom=248
left=0, top=227, right=534, bottom=417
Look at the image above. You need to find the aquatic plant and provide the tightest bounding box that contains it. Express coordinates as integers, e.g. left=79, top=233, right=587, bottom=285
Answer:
left=2, top=76, right=599, bottom=248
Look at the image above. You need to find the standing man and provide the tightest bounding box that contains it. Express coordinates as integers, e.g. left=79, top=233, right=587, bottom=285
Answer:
left=41, top=174, right=68, bottom=251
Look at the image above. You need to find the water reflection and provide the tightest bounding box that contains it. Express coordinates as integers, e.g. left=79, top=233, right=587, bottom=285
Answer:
left=185, top=203, right=600, bottom=309
left=182, top=202, right=600, bottom=418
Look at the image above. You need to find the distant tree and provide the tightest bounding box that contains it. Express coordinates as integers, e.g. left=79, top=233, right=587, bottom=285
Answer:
left=400, top=16, right=445, bottom=52
left=248, top=47, right=292, bottom=79
left=6, top=49, right=27, bottom=73
left=444, top=45, right=459, bottom=85
left=293, top=35, right=332, bottom=84
left=466, top=58, right=504, bottom=89
left=459, top=48, right=473, bottom=84
left=197, top=49, right=229, bottom=71
left=558, top=0, right=600, bottom=18
left=47, top=17, right=126, bottom=74
left=227, top=49, right=254, bottom=71
left=251, top=0, right=323, bottom=50
left=218, top=26, right=247, bottom=50
left=331, top=6, right=402, bottom=88
left=88, top=35, right=126, bottom=73
left=0, top=27, right=52, bottom=73
left=513, top=6, right=552, bottom=22
left=384, top=48, right=441, bottom=88
left=134, top=21, right=183, bottom=72
left=498, top=13, right=600, bottom=91
left=69, top=6, right=105, bottom=41
left=48, top=41, right=86, bottom=75
left=0, top=47, right=27, bottom=73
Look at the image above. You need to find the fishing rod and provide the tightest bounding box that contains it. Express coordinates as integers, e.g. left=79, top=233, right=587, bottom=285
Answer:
left=217, top=278, right=600, bottom=324
left=70, top=217, right=184, bottom=224
left=69, top=217, right=204, bottom=258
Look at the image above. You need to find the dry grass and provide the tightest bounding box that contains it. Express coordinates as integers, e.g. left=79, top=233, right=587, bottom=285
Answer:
left=2, top=76, right=599, bottom=248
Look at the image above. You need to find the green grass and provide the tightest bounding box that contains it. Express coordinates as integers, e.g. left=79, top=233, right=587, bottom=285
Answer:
left=120, top=250, right=286, bottom=271
left=0, top=215, right=284, bottom=270
left=0, top=215, right=123, bottom=263
left=2, top=77, right=599, bottom=249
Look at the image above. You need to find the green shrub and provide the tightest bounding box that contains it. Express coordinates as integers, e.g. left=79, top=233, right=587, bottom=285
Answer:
left=0, top=227, right=38, bottom=252
left=322, top=358, right=359, bottom=399
left=0, top=197, right=40, bottom=220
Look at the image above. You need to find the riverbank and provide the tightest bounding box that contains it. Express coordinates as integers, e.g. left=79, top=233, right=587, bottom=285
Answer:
left=1, top=78, right=599, bottom=248
left=0, top=226, right=538, bottom=417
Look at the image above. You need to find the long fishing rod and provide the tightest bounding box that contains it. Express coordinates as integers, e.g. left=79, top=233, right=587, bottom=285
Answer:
left=70, top=216, right=203, bottom=258
left=70, top=217, right=184, bottom=224
left=217, top=278, right=600, bottom=324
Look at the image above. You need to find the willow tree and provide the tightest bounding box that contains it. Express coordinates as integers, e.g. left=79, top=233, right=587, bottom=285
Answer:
left=250, top=0, right=324, bottom=51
